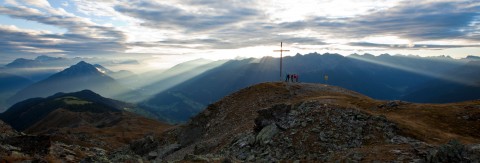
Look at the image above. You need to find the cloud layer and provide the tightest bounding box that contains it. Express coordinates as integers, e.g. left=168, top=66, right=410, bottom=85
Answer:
left=0, top=2, right=126, bottom=57
left=0, top=0, right=479, bottom=61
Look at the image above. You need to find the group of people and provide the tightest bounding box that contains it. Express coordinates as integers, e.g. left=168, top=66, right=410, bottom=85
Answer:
left=285, top=73, right=299, bottom=83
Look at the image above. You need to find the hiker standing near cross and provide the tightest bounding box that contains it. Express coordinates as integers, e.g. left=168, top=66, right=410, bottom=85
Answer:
left=274, top=42, right=290, bottom=81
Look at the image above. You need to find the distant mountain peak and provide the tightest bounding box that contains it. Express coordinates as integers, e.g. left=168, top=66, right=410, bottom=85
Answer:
left=70, top=61, right=94, bottom=69
left=55, top=61, right=103, bottom=76
left=466, top=55, right=480, bottom=60
left=5, top=58, right=35, bottom=68
left=7, top=60, right=132, bottom=105
left=35, top=55, right=64, bottom=61
left=75, top=61, right=90, bottom=66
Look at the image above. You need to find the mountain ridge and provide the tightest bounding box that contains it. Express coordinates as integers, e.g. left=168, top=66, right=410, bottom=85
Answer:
left=140, top=53, right=480, bottom=123
left=2, top=89, right=129, bottom=131
left=1, top=82, right=479, bottom=161
left=403, top=60, right=480, bottom=103
left=117, top=82, right=480, bottom=162
left=8, top=61, right=134, bottom=106
left=0, top=89, right=171, bottom=162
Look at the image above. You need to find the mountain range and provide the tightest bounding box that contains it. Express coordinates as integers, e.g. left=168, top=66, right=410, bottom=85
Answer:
left=1, top=80, right=480, bottom=161
left=1, top=53, right=480, bottom=123
left=79, top=82, right=480, bottom=161
left=1, top=55, right=140, bottom=82
left=7, top=61, right=137, bottom=107
left=5, top=55, right=75, bottom=68
left=139, top=53, right=480, bottom=123
left=4, top=55, right=140, bottom=70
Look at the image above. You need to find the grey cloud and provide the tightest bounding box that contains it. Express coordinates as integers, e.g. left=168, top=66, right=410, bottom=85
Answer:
left=0, top=27, right=52, bottom=54
left=133, top=35, right=327, bottom=50
left=114, top=1, right=260, bottom=32
left=3, top=0, right=477, bottom=57
left=0, top=5, right=126, bottom=56
left=117, top=0, right=480, bottom=52
left=310, top=1, right=480, bottom=41
left=126, top=41, right=204, bottom=49
left=349, top=42, right=480, bottom=49
left=0, top=27, right=125, bottom=56
left=0, top=29, right=124, bottom=56
left=269, top=1, right=480, bottom=48
left=114, top=0, right=327, bottom=50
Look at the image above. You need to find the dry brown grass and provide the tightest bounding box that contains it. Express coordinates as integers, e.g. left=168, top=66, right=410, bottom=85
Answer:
left=365, top=101, right=480, bottom=144
left=197, top=82, right=480, bottom=150
left=25, top=110, right=173, bottom=151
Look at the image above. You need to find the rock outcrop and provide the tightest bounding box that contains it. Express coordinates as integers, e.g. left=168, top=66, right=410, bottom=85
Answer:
left=110, top=82, right=480, bottom=162
left=2, top=82, right=480, bottom=162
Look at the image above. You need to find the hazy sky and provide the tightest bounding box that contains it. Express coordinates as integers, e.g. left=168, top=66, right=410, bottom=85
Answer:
left=0, top=0, right=479, bottom=68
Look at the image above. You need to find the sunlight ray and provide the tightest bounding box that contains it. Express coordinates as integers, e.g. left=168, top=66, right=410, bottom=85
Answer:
left=347, top=55, right=475, bottom=86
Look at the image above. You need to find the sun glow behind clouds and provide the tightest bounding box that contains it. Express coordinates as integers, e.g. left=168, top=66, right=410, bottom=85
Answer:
left=362, top=36, right=414, bottom=47
left=0, top=0, right=479, bottom=67
left=260, top=0, right=402, bottom=22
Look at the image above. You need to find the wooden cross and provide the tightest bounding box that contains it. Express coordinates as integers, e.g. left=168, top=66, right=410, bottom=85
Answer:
left=274, top=42, right=290, bottom=81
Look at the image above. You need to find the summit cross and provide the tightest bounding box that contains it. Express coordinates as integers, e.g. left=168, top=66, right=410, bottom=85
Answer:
left=274, top=42, right=290, bottom=81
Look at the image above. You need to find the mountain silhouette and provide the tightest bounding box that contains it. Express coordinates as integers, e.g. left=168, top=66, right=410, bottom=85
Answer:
left=5, top=55, right=71, bottom=68
left=403, top=61, right=480, bottom=103
left=1, top=89, right=122, bottom=131
left=0, top=72, right=32, bottom=92
left=2, top=55, right=141, bottom=82
left=2, top=55, right=75, bottom=81
left=0, top=73, right=33, bottom=112
left=0, top=90, right=171, bottom=161
left=140, top=53, right=478, bottom=123
left=8, top=61, right=131, bottom=105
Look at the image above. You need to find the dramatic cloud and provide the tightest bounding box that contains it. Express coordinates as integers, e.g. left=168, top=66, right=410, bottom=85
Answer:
left=339, top=1, right=480, bottom=41
left=0, top=0, right=479, bottom=65
left=349, top=42, right=480, bottom=50
left=115, top=1, right=260, bottom=32
left=112, top=0, right=480, bottom=51
left=0, top=2, right=126, bottom=57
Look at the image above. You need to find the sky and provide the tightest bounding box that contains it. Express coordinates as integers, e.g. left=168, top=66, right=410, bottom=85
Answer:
left=0, top=0, right=479, bottom=69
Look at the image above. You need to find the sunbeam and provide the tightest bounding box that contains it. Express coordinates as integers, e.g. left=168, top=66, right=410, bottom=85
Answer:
left=347, top=55, right=476, bottom=86
left=113, top=59, right=228, bottom=102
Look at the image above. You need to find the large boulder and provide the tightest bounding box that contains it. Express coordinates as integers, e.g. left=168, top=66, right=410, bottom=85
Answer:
left=255, top=124, right=279, bottom=145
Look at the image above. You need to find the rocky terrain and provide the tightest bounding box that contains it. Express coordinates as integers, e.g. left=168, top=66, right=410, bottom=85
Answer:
left=113, top=82, right=480, bottom=162
left=0, top=90, right=171, bottom=162
left=1, top=82, right=479, bottom=162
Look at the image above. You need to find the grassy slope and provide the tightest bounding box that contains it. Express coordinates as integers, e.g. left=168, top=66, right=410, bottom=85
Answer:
left=176, top=82, right=480, bottom=154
